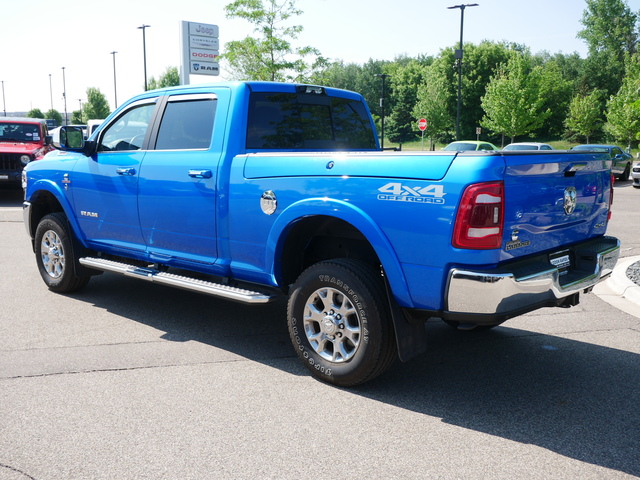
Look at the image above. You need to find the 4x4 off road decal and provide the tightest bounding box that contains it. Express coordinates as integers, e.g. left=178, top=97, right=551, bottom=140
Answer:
left=377, top=182, right=446, bottom=204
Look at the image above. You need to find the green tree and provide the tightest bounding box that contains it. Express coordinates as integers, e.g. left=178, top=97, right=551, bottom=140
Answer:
left=221, top=0, right=326, bottom=82
left=413, top=61, right=454, bottom=148
left=386, top=59, right=431, bottom=144
left=27, top=108, right=44, bottom=119
left=535, top=60, right=573, bottom=138
left=45, top=109, right=63, bottom=127
left=565, top=90, right=604, bottom=143
left=577, top=0, right=639, bottom=97
left=70, top=110, right=84, bottom=124
left=481, top=53, right=550, bottom=144
left=81, top=87, right=110, bottom=122
left=148, top=66, right=181, bottom=90
left=604, top=54, right=640, bottom=149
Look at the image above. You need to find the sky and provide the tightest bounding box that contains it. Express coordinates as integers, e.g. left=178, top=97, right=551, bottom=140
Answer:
left=1, top=0, right=639, bottom=115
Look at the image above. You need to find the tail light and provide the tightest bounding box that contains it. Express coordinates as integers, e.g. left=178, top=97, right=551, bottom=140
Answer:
left=608, top=173, right=614, bottom=221
left=453, top=181, right=504, bottom=249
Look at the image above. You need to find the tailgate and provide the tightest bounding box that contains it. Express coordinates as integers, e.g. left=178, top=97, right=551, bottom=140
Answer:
left=501, top=151, right=612, bottom=261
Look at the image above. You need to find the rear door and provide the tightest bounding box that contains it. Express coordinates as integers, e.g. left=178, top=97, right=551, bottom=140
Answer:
left=137, top=91, right=225, bottom=267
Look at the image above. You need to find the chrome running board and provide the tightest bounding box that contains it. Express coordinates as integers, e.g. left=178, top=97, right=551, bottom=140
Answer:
left=79, top=257, right=276, bottom=304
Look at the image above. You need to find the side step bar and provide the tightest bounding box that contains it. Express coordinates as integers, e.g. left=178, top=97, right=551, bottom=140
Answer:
left=79, top=257, right=277, bottom=304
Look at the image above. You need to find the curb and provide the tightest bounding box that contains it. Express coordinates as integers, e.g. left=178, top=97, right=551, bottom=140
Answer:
left=602, top=255, right=640, bottom=302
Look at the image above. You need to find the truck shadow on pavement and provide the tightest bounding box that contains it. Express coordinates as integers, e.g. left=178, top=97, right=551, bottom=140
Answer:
left=74, top=272, right=639, bottom=478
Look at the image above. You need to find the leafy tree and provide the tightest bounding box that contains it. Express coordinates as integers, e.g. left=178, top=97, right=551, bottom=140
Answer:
left=27, top=108, right=44, bottom=119
left=578, top=0, right=639, bottom=97
left=81, top=87, right=110, bottom=122
left=221, top=0, right=326, bottom=82
left=386, top=59, right=430, bottom=144
left=565, top=90, right=604, bottom=143
left=413, top=60, right=454, bottom=148
left=535, top=60, right=573, bottom=137
left=45, top=109, right=63, bottom=127
left=148, top=66, right=181, bottom=90
left=604, top=54, right=640, bottom=149
left=481, top=53, right=550, bottom=143
left=70, top=110, right=84, bottom=124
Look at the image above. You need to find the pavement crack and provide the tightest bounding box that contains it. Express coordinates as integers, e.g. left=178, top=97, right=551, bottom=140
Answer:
left=0, top=463, right=38, bottom=480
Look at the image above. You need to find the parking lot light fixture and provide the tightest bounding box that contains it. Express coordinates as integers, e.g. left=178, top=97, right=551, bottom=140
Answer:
left=138, top=25, right=151, bottom=91
left=448, top=3, right=479, bottom=141
left=111, top=51, right=118, bottom=108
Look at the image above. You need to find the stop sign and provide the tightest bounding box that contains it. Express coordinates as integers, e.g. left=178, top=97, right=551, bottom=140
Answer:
left=418, top=118, right=427, bottom=131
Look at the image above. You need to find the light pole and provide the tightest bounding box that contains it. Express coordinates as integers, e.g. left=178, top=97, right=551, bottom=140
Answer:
left=138, top=25, right=151, bottom=91
left=110, top=51, right=118, bottom=108
left=374, top=73, right=391, bottom=149
left=49, top=74, right=53, bottom=112
left=448, top=3, right=478, bottom=141
left=62, top=67, right=68, bottom=125
left=1, top=81, right=6, bottom=116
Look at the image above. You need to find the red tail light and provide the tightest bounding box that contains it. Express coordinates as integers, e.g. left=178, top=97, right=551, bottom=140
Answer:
left=609, top=173, right=614, bottom=221
left=453, top=181, right=504, bottom=249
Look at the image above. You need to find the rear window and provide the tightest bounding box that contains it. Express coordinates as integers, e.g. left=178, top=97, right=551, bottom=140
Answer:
left=246, top=92, right=376, bottom=150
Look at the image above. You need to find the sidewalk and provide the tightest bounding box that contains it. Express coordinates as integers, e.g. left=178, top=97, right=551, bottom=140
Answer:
left=593, top=255, right=640, bottom=318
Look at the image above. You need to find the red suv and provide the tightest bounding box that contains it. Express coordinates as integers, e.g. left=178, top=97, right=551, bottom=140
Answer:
left=0, top=117, right=54, bottom=186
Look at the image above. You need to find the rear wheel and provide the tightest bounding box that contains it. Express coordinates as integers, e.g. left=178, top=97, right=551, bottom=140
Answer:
left=618, top=163, right=631, bottom=181
left=34, top=213, right=90, bottom=293
left=287, top=259, right=396, bottom=387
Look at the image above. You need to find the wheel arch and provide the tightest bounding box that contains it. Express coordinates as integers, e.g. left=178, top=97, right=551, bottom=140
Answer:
left=267, top=198, right=412, bottom=308
left=25, top=182, right=80, bottom=247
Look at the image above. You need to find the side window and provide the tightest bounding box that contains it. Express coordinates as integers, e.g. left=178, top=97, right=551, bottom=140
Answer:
left=155, top=95, right=216, bottom=150
left=99, top=102, right=156, bottom=152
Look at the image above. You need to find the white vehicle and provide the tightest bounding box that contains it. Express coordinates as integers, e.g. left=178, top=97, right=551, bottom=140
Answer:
left=503, top=142, right=554, bottom=151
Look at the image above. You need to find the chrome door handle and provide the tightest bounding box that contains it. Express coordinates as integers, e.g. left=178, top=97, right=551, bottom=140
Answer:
left=116, top=167, right=136, bottom=176
left=188, top=169, right=212, bottom=179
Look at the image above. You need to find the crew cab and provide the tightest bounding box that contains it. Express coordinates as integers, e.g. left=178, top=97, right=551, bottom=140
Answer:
left=23, top=82, right=620, bottom=386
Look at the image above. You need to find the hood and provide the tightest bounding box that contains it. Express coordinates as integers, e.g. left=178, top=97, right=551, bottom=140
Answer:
left=0, top=141, right=44, bottom=155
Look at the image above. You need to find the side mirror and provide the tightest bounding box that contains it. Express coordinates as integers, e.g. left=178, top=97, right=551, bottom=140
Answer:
left=58, top=126, right=85, bottom=149
left=54, top=126, right=96, bottom=156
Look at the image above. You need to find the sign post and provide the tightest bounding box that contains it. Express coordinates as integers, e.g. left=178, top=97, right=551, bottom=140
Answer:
left=418, top=118, right=427, bottom=150
left=180, top=21, right=220, bottom=85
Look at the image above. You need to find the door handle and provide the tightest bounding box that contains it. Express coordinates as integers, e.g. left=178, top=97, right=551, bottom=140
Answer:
left=188, top=169, right=212, bottom=179
left=116, top=167, right=136, bottom=176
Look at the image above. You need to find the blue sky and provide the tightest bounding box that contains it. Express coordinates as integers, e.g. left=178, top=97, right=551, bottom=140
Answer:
left=1, top=0, right=637, bottom=113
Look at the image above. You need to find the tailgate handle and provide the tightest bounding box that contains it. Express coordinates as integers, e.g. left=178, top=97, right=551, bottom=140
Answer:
left=564, top=163, right=587, bottom=177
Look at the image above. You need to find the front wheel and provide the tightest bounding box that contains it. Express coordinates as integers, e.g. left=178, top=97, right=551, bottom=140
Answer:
left=287, top=259, right=397, bottom=387
left=618, top=163, right=631, bottom=181
left=34, top=213, right=90, bottom=293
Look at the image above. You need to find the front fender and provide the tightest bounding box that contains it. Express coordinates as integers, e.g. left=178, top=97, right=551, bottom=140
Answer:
left=266, top=197, right=414, bottom=308
left=24, top=178, right=81, bottom=244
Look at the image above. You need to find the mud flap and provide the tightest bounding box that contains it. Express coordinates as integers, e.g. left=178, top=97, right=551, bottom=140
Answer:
left=384, top=278, right=428, bottom=362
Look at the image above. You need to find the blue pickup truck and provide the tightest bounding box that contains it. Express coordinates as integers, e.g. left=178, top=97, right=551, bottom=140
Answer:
left=23, top=81, right=620, bottom=386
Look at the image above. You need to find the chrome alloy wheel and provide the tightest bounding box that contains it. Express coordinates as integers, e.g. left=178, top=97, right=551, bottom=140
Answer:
left=303, top=287, right=361, bottom=363
left=40, top=229, right=65, bottom=279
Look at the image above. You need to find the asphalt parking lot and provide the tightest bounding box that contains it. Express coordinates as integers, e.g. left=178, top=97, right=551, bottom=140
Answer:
left=1, top=183, right=639, bottom=480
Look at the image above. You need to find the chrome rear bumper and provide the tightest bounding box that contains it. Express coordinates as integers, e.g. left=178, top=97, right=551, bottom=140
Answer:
left=444, top=236, right=620, bottom=322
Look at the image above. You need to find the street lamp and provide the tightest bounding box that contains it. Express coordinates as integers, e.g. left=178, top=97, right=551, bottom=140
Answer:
left=374, top=73, right=391, bottom=149
left=448, top=3, right=478, bottom=141
left=49, top=74, right=53, bottom=112
left=110, top=51, right=118, bottom=108
left=138, top=25, right=151, bottom=91
left=1, top=81, right=6, bottom=116
left=62, top=67, right=68, bottom=125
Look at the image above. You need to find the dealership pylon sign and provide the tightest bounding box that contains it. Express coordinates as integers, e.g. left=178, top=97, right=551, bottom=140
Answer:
left=180, top=21, right=219, bottom=84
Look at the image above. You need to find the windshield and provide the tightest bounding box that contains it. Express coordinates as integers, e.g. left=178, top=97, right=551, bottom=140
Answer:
left=443, top=142, right=477, bottom=151
left=504, top=144, right=538, bottom=150
left=0, top=122, right=42, bottom=142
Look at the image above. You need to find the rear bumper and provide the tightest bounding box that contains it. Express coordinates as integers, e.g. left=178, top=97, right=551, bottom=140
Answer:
left=444, top=236, right=620, bottom=323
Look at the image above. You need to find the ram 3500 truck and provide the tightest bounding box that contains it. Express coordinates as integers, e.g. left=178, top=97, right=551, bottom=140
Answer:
left=23, top=81, right=620, bottom=386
